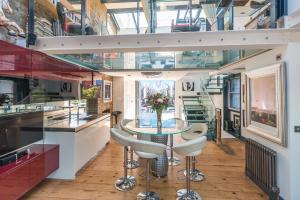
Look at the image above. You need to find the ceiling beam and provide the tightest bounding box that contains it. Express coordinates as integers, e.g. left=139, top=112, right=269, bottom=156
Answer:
left=32, top=29, right=300, bottom=54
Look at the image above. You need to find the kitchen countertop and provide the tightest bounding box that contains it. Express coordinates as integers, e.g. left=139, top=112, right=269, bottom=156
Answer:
left=45, top=113, right=111, bottom=132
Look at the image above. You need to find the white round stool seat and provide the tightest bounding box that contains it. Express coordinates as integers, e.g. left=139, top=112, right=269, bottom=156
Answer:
left=182, top=131, right=206, bottom=140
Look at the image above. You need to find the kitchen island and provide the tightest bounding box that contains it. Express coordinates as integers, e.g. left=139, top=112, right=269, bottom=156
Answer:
left=44, top=113, right=111, bottom=180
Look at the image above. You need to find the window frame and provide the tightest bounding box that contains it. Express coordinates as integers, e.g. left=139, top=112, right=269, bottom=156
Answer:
left=227, top=77, right=241, bottom=111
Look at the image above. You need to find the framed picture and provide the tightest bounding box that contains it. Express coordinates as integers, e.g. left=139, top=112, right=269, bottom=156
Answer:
left=60, top=82, right=72, bottom=93
left=103, top=80, right=112, bottom=102
left=182, top=80, right=195, bottom=91
left=233, top=114, right=241, bottom=130
left=246, top=63, right=286, bottom=146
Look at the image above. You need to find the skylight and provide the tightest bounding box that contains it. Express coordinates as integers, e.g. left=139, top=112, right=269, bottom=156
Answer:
left=114, top=12, right=148, bottom=29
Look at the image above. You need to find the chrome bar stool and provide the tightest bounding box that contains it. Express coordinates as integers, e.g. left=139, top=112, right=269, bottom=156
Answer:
left=168, top=134, right=181, bottom=166
left=131, top=136, right=167, bottom=200
left=173, top=136, right=207, bottom=200
left=181, top=123, right=207, bottom=182
left=110, top=128, right=136, bottom=191
left=120, top=119, right=140, bottom=169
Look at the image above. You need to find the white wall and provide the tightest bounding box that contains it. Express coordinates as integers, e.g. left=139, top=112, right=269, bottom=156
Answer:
left=288, top=0, right=300, bottom=14
left=221, top=44, right=300, bottom=200
left=284, top=43, right=300, bottom=200
left=112, top=77, right=136, bottom=120
left=113, top=77, right=125, bottom=122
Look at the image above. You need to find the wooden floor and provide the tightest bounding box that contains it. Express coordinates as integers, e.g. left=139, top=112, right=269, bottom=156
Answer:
left=22, top=139, right=267, bottom=200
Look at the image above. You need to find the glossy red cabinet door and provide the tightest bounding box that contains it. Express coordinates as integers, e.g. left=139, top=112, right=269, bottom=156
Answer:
left=0, top=163, right=30, bottom=200
left=0, top=144, right=59, bottom=200
left=29, top=155, right=45, bottom=188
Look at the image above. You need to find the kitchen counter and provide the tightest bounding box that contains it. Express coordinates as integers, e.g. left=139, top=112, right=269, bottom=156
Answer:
left=44, top=113, right=111, bottom=180
left=45, top=113, right=110, bottom=132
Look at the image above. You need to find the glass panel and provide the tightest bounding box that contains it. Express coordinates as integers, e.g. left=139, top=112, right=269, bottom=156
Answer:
left=230, top=94, right=240, bottom=110
left=137, top=80, right=175, bottom=120
left=57, top=49, right=263, bottom=71
left=229, top=78, right=241, bottom=110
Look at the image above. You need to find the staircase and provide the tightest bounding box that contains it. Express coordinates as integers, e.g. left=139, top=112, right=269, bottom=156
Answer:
left=205, top=74, right=228, bottom=94
left=181, top=90, right=216, bottom=140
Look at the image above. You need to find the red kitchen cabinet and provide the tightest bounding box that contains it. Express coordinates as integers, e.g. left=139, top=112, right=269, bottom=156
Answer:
left=0, top=144, right=59, bottom=200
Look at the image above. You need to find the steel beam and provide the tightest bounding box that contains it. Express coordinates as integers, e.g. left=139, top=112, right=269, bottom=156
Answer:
left=32, top=29, right=300, bottom=54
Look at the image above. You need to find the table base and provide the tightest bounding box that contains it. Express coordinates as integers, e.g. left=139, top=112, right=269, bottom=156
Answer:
left=151, top=135, right=168, bottom=177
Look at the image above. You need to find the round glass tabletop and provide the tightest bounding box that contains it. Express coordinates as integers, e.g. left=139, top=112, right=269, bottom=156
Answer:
left=123, top=118, right=191, bottom=135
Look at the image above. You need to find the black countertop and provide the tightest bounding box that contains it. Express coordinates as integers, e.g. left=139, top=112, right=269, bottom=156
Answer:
left=45, top=113, right=111, bottom=132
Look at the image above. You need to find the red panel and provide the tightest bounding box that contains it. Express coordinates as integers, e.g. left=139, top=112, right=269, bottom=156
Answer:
left=29, top=154, right=45, bottom=188
left=0, top=144, right=59, bottom=200
left=0, top=163, right=30, bottom=200
left=44, top=145, right=59, bottom=176
left=0, top=40, right=95, bottom=81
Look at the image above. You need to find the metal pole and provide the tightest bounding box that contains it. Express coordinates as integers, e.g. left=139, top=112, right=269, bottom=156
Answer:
left=186, top=156, right=191, bottom=195
left=170, top=135, right=174, bottom=160
left=216, top=108, right=222, bottom=144
left=189, top=0, right=192, bottom=28
left=124, top=146, right=128, bottom=179
left=81, top=0, right=86, bottom=35
left=229, top=0, right=234, bottom=30
left=27, top=0, right=36, bottom=46
left=146, top=159, right=150, bottom=195
left=137, top=0, right=140, bottom=34
left=192, top=156, right=196, bottom=171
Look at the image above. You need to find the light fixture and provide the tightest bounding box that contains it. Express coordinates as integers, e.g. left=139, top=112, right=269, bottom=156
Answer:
left=141, top=72, right=162, bottom=78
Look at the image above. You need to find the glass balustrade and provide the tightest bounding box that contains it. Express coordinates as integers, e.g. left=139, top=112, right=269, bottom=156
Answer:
left=55, top=49, right=263, bottom=71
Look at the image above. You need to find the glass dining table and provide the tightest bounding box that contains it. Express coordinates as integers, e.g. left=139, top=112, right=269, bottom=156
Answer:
left=123, top=118, right=191, bottom=177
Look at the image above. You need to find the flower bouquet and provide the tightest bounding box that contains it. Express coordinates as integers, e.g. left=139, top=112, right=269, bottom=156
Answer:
left=148, top=93, right=170, bottom=127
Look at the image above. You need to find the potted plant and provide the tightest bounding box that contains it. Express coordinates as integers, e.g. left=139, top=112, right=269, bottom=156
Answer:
left=82, top=86, right=101, bottom=115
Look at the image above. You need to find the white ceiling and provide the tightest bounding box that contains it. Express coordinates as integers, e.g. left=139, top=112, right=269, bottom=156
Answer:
left=102, top=70, right=215, bottom=80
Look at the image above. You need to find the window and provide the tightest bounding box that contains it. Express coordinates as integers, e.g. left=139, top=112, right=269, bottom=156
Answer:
left=228, top=78, right=240, bottom=110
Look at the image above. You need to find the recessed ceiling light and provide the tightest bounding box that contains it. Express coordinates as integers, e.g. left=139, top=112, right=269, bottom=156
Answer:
left=240, top=12, right=246, bottom=15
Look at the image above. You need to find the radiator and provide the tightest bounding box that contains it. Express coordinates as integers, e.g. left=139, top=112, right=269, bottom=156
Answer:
left=245, top=139, right=279, bottom=199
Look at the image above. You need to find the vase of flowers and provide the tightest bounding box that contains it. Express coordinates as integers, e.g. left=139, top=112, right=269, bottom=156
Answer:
left=148, top=93, right=170, bottom=128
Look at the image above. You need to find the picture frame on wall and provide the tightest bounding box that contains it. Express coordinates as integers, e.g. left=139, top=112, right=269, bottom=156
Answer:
left=182, top=80, right=195, bottom=91
left=246, top=63, right=287, bottom=146
left=233, top=114, right=241, bottom=130
left=103, top=80, right=112, bottom=102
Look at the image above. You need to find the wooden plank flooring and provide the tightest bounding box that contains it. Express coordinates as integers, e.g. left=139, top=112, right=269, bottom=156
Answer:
left=22, top=139, right=267, bottom=200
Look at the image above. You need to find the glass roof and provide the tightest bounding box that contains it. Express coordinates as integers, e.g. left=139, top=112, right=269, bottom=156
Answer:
left=114, top=12, right=148, bottom=29
left=108, top=0, right=270, bottom=34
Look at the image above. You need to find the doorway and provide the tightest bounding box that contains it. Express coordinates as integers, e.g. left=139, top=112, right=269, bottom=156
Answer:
left=223, top=74, right=241, bottom=138
left=136, top=80, right=175, bottom=122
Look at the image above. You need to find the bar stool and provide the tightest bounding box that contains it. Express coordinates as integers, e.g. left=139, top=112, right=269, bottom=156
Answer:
left=110, top=128, right=136, bottom=191
left=131, top=137, right=167, bottom=200
left=120, top=119, right=140, bottom=169
left=173, top=136, right=207, bottom=200
left=181, top=123, right=207, bottom=182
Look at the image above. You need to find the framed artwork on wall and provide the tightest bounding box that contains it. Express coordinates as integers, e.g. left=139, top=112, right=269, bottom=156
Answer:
left=103, top=80, right=112, bottom=102
left=246, top=63, right=287, bottom=146
left=182, top=80, right=195, bottom=91
left=233, top=114, right=241, bottom=130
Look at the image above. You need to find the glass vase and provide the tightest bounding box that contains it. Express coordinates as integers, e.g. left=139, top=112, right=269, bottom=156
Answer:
left=156, top=109, right=162, bottom=129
